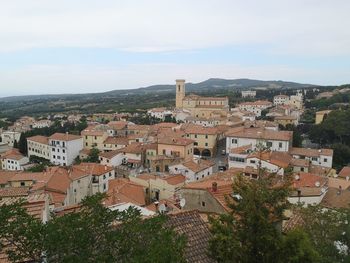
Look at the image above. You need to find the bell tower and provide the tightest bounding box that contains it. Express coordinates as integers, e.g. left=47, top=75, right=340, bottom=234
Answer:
left=175, top=79, right=186, bottom=108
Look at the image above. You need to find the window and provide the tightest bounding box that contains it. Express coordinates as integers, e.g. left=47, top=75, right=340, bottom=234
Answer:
left=279, top=142, right=283, bottom=148
left=232, top=138, right=238, bottom=144
left=109, top=172, right=112, bottom=177
left=103, top=175, right=106, bottom=179
left=20, top=182, right=25, bottom=187
left=312, top=157, right=318, bottom=161
left=324, top=158, right=328, bottom=162
left=63, top=157, right=65, bottom=160
left=201, top=201, right=206, bottom=207
left=266, top=141, right=272, bottom=148
left=205, top=143, right=208, bottom=147
left=194, top=142, right=198, bottom=146
left=250, top=160, right=256, bottom=164
left=301, top=167, right=304, bottom=172
left=103, top=183, right=106, bottom=190
left=53, top=155, right=56, bottom=159
left=63, top=149, right=65, bottom=153
left=205, top=134, right=208, bottom=139
left=52, top=148, right=55, bottom=152
left=194, top=134, right=197, bottom=138
left=229, top=156, right=245, bottom=163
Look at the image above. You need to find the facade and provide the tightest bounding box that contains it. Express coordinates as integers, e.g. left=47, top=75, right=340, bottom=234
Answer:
left=32, top=119, right=52, bottom=129
left=99, top=150, right=125, bottom=167
left=0, top=131, right=21, bottom=147
left=158, top=137, right=194, bottom=161
left=226, top=127, right=293, bottom=153
left=27, top=135, right=50, bottom=160
left=241, top=90, right=256, bottom=98
left=169, top=159, right=214, bottom=182
left=238, top=100, right=272, bottom=117
left=147, top=107, right=173, bottom=120
left=81, top=127, right=109, bottom=150
left=1, top=149, right=29, bottom=171
left=49, top=133, right=83, bottom=166
left=290, top=147, right=333, bottom=168
left=175, top=79, right=229, bottom=118
left=273, top=95, right=289, bottom=106
left=183, top=124, right=219, bottom=157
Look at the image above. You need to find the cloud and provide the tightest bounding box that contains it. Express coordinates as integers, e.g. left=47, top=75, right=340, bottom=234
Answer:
left=0, top=0, right=349, bottom=56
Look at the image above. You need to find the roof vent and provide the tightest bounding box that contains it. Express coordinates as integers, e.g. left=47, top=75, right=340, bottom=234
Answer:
left=212, top=182, right=218, bottom=192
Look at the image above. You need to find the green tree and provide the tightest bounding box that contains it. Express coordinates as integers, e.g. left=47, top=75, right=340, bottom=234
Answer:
left=82, top=148, right=100, bottom=163
left=18, top=133, right=27, bottom=155
left=209, top=174, right=291, bottom=263
left=0, top=194, right=186, bottom=263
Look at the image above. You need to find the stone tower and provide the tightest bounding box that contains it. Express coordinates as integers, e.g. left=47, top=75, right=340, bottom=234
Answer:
left=175, top=79, right=186, bottom=108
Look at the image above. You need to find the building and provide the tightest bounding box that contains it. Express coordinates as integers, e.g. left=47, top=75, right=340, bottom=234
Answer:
left=158, top=137, right=194, bottom=161
left=130, top=173, right=186, bottom=202
left=175, top=79, right=229, bottom=118
left=0, top=131, right=21, bottom=147
left=226, top=127, right=293, bottom=153
left=274, top=115, right=298, bottom=126
left=182, top=124, right=219, bottom=157
left=273, top=95, right=289, bottom=106
left=169, top=159, right=214, bottom=182
left=289, top=147, right=333, bottom=168
left=99, top=150, right=125, bottom=167
left=81, top=126, right=109, bottom=150
left=315, top=110, right=332, bottom=124
left=289, top=172, right=328, bottom=206
left=238, top=100, right=273, bottom=117
left=102, top=137, right=129, bottom=152
left=241, top=90, right=256, bottom=98
left=27, top=135, right=50, bottom=160
left=147, top=107, right=173, bottom=121
left=49, top=133, right=83, bottom=166
left=32, top=119, right=52, bottom=129
left=1, top=149, right=29, bottom=171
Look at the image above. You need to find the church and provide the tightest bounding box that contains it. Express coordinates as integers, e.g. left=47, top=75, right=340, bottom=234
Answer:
left=175, top=79, right=229, bottom=119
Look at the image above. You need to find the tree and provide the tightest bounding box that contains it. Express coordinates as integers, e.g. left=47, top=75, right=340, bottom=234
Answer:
left=281, top=229, right=320, bottom=263
left=0, top=194, right=186, bottom=263
left=12, top=139, right=18, bottom=149
left=82, top=148, right=100, bottom=163
left=300, top=205, right=350, bottom=263
left=209, top=174, right=291, bottom=263
left=18, top=133, right=27, bottom=155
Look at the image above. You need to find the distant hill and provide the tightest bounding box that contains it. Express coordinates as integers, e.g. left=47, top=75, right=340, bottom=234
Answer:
left=0, top=78, right=316, bottom=102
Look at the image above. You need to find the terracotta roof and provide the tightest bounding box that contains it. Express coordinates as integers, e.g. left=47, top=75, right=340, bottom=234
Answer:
left=145, top=199, right=180, bottom=213
left=293, top=172, right=328, bottom=189
left=321, top=187, right=350, bottom=208
left=74, top=163, right=114, bottom=176
left=166, top=210, right=216, bottom=263
left=0, top=171, right=17, bottom=185
left=49, top=132, right=81, bottom=141
left=181, top=159, right=215, bottom=173
left=121, top=143, right=145, bottom=154
left=99, top=149, right=123, bottom=159
left=103, top=137, right=129, bottom=145
left=163, top=174, right=186, bottom=185
left=105, top=178, right=145, bottom=206
left=339, top=166, right=350, bottom=179
left=158, top=137, right=194, bottom=146
left=81, top=129, right=106, bottom=136
left=290, top=147, right=333, bottom=157
left=230, top=144, right=252, bottom=154
left=107, top=121, right=129, bottom=130
left=1, top=149, right=26, bottom=161
left=0, top=187, right=30, bottom=198
left=226, top=127, right=292, bottom=141
left=290, top=158, right=310, bottom=167
left=27, top=135, right=49, bottom=145
left=182, top=124, right=219, bottom=135
left=239, top=100, right=272, bottom=106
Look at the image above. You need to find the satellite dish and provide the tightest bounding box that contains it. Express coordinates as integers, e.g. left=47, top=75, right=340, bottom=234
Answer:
left=315, top=181, right=321, bottom=187
left=179, top=198, right=186, bottom=208
left=158, top=204, right=167, bottom=214
left=294, top=175, right=300, bottom=181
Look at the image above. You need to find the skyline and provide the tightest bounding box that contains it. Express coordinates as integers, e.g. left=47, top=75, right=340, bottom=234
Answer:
left=0, top=0, right=350, bottom=97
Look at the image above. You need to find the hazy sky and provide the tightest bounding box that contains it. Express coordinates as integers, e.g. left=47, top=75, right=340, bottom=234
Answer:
left=0, top=0, right=350, bottom=97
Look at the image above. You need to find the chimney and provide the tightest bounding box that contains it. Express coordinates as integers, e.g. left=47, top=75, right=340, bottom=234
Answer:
left=104, top=165, right=107, bottom=171
left=212, top=182, right=218, bottom=192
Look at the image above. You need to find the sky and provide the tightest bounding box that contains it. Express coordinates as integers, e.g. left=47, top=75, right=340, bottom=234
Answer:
left=0, top=0, right=350, bottom=97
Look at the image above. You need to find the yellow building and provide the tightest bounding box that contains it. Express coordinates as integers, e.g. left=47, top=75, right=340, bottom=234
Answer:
left=175, top=79, right=229, bottom=119
left=182, top=124, right=219, bottom=157
left=81, top=128, right=109, bottom=150
left=315, top=110, right=332, bottom=124
left=158, top=137, right=194, bottom=161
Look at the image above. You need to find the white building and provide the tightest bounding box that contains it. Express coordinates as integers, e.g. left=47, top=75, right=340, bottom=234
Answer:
left=290, top=147, right=333, bottom=168
left=273, top=95, right=289, bottom=106
left=226, top=127, right=293, bottom=153
left=27, top=135, right=51, bottom=160
left=32, top=119, right=52, bottom=129
left=49, top=133, right=83, bottom=166
left=1, top=149, right=29, bottom=171
left=241, top=90, right=256, bottom=98
left=99, top=150, right=125, bottom=167
left=169, top=159, right=214, bottom=182
left=238, top=100, right=273, bottom=117
left=1, top=131, right=21, bottom=147
left=147, top=108, right=173, bottom=121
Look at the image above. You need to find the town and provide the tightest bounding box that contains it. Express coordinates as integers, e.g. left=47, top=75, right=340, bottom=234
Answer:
left=1, top=78, right=350, bottom=262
